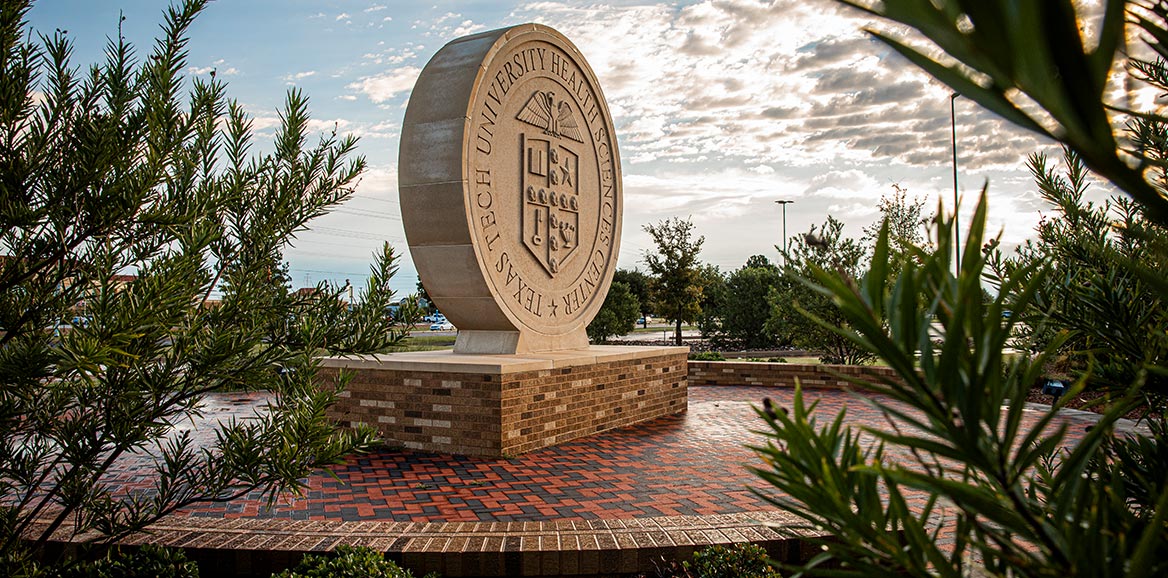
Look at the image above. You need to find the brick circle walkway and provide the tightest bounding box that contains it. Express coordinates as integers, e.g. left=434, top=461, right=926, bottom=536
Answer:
left=71, top=384, right=1116, bottom=577
left=161, top=385, right=1104, bottom=525
left=182, top=386, right=776, bottom=522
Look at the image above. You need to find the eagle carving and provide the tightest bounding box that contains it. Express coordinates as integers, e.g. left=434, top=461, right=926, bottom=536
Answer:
left=517, top=91, right=584, bottom=143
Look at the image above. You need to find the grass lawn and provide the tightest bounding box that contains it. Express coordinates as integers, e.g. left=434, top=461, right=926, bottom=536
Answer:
left=383, top=333, right=456, bottom=352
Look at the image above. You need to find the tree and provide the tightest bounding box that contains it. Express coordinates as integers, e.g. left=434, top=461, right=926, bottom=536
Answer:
left=612, top=268, right=652, bottom=320
left=415, top=276, right=436, bottom=316
left=642, top=217, right=705, bottom=346
left=993, top=148, right=1168, bottom=401
left=693, top=263, right=727, bottom=343
left=0, top=1, right=407, bottom=570
left=860, top=184, right=933, bottom=258
left=767, top=217, right=873, bottom=365
left=857, top=186, right=936, bottom=317
left=586, top=281, right=640, bottom=343
left=744, top=254, right=775, bottom=270
left=704, top=256, right=783, bottom=350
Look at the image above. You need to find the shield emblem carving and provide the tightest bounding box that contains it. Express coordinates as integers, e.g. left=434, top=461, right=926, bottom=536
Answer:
left=521, top=134, right=580, bottom=276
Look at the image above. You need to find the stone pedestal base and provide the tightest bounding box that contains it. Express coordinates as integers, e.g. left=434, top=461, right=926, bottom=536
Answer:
left=319, top=346, right=688, bottom=457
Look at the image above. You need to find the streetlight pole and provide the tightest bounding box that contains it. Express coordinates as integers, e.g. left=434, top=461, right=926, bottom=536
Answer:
left=775, top=200, right=793, bottom=263
left=950, top=93, right=961, bottom=270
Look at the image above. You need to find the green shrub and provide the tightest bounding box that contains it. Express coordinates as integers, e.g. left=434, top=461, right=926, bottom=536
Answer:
left=587, top=281, right=641, bottom=343
left=688, top=351, right=726, bottom=361
left=50, top=545, right=199, bottom=578
left=649, top=544, right=780, bottom=578
left=273, top=546, right=434, bottom=578
left=687, top=544, right=779, bottom=578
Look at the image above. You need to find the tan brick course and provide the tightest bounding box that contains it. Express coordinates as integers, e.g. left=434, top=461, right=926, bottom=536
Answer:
left=686, top=360, right=899, bottom=390
left=320, top=346, right=688, bottom=457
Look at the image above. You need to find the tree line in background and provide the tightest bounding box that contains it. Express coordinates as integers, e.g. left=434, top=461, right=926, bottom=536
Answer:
left=589, top=185, right=936, bottom=367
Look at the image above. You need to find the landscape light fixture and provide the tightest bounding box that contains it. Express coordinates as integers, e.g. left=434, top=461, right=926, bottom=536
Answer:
left=775, top=200, right=794, bottom=261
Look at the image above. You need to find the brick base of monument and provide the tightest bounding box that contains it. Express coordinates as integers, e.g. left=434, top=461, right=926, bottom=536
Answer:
left=319, top=346, right=689, bottom=457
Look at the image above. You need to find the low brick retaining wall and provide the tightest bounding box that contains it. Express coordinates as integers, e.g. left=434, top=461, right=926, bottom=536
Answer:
left=687, top=360, right=899, bottom=389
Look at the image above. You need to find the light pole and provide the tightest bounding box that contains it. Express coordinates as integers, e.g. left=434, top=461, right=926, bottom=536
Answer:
left=950, top=93, right=961, bottom=270
left=775, top=200, right=794, bottom=262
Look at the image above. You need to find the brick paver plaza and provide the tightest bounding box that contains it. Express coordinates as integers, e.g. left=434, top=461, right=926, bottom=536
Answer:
left=43, top=384, right=1110, bottom=577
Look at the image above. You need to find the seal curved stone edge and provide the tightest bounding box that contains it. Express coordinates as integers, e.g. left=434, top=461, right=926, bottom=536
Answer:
left=399, top=24, right=623, bottom=354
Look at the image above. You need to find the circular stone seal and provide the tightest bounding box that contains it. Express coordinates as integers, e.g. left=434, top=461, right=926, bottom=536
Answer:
left=399, top=24, right=622, bottom=354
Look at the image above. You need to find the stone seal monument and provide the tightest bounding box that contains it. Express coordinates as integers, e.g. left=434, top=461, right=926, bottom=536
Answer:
left=399, top=23, right=621, bottom=355
left=322, top=24, right=687, bottom=457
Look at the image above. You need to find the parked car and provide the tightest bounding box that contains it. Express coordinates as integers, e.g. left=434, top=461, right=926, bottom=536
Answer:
left=429, top=321, right=455, bottom=331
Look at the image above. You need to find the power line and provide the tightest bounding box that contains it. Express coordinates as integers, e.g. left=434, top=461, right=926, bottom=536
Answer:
left=291, top=267, right=373, bottom=278
left=286, top=248, right=383, bottom=260
left=288, top=237, right=403, bottom=250
left=333, top=207, right=402, bottom=221
left=303, top=226, right=395, bottom=241
left=353, top=196, right=400, bottom=207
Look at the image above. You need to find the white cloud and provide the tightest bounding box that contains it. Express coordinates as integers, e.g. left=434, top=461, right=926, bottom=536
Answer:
left=245, top=112, right=281, bottom=133
left=336, top=12, right=350, bottom=21
left=354, top=166, right=397, bottom=197
left=806, top=169, right=882, bottom=199
left=826, top=202, right=880, bottom=219
left=346, top=120, right=401, bottom=141
left=347, top=67, right=422, bottom=104
left=452, top=20, right=485, bottom=37
left=283, top=70, right=316, bottom=83
left=361, top=47, right=417, bottom=66
left=306, top=118, right=352, bottom=134
left=364, top=4, right=387, bottom=13
left=187, top=59, right=239, bottom=76
left=513, top=0, right=1041, bottom=175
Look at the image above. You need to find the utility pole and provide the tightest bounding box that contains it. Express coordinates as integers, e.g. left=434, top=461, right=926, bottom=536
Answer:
left=950, top=93, right=961, bottom=271
left=775, top=200, right=794, bottom=263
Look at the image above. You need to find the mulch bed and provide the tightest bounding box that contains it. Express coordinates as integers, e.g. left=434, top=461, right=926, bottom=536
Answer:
left=1024, top=386, right=1153, bottom=421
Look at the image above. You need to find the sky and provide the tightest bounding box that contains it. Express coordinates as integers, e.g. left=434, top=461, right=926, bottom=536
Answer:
left=26, top=0, right=1107, bottom=297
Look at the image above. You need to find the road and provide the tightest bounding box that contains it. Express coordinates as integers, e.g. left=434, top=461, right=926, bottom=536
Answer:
left=610, top=325, right=700, bottom=343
